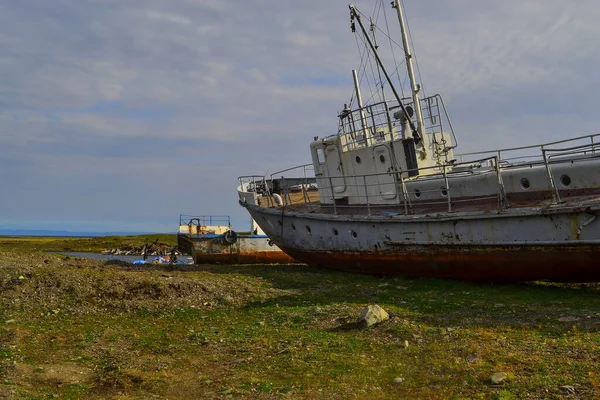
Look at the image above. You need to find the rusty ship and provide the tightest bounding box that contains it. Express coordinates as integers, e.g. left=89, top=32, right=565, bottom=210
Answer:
left=236, top=1, right=600, bottom=282
left=177, top=215, right=297, bottom=264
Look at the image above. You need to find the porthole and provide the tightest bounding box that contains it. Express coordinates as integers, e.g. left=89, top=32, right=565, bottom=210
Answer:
left=306, top=225, right=312, bottom=235
left=351, top=230, right=358, bottom=239
left=355, top=156, right=361, bottom=164
left=441, top=187, right=448, bottom=197
left=332, top=228, right=338, bottom=236
left=560, top=174, right=572, bottom=188
left=379, top=155, right=386, bottom=163
left=291, top=224, right=296, bottom=231
left=520, top=178, right=531, bottom=190
left=414, top=189, right=421, bottom=199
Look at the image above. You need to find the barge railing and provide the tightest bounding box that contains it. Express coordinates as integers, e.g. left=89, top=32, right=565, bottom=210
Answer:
left=179, top=214, right=231, bottom=228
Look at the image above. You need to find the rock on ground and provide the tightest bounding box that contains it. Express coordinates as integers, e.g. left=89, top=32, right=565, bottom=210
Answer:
left=358, top=304, right=390, bottom=328
left=490, top=372, right=507, bottom=385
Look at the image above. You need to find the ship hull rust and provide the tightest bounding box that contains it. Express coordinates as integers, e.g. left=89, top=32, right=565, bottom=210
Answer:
left=194, top=250, right=297, bottom=265
left=280, top=244, right=600, bottom=282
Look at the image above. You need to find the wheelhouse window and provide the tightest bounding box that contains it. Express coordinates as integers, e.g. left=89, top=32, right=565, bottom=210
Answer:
left=316, top=148, right=325, bottom=164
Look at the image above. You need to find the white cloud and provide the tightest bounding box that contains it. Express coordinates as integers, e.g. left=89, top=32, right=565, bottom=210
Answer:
left=143, top=10, right=192, bottom=25
left=1, top=0, right=599, bottom=231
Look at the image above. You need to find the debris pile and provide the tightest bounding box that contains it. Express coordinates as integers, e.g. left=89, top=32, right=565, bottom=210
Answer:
left=102, top=243, right=180, bottom=256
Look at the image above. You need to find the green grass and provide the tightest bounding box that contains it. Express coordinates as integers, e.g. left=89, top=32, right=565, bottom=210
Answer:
left=0, top=234, right=177, bottom=253
left=2, top=238, right=600, bottom=398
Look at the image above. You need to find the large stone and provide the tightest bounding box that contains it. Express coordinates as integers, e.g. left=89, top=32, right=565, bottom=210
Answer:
left=358, top=304, right=390, bottom=328
left=490, top=372, right=507, bottom=385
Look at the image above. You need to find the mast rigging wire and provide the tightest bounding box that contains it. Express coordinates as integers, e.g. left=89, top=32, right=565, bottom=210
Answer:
left=352, top=4, right=418, bottom=103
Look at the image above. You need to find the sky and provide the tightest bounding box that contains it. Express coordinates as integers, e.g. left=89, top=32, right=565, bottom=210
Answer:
left=1, top=0, right=599, bottom=233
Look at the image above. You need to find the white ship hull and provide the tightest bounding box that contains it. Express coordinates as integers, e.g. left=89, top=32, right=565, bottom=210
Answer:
left=236, top=2, right=600, bottom=281
left=241, top=199, right=600, bottom=281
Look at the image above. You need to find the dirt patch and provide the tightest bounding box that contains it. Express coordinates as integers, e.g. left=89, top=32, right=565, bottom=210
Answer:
left=12, top=363, right=93, bottom=387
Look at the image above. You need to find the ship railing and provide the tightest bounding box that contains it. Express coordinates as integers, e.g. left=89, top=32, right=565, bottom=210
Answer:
left=397, top=94, right=458, bottom=153
left=457, top=133, right=600, bottom=165
left=269, top=164, right=318, bottom=209
left=261, top=156, right=507, bottom=215
left=398, top=155, right=506, bottom=214
left=337, top=101, right=395, bottom=151
left=270, top=164, right=315, bottom=180
left=241, top=135, right=600, bottom=215
left=179, top=214, right=231, bottom=227
left=336, top=94, right=458, bottom=155
left=178, top=214, right=232, bottom=237
left=238, top=169, right=319, bottom=209
left=541, top=140, right=600, bottom=204
left=238, top=175, right=272, bottom=195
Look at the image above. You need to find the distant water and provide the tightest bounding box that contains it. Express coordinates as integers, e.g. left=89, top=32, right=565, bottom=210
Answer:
left=57, top=252, right=193, bottom=264
left=2, top=230, right=163, bottom=237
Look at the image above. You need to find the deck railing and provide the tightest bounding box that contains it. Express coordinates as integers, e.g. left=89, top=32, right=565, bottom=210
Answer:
left=240, top=155, right=505, bottom=215
left=239, top=133, right=600, bottom=215
left=457, top=133, right=600, bottom=164
left=179, top=214, right=231, bottom=228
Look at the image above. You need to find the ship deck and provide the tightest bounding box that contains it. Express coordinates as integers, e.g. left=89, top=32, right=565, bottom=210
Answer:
left=267, top=190, right=600, bottom=217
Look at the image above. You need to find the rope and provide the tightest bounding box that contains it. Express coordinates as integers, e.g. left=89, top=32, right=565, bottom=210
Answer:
left=380, top=0, right=406, bottom=99
left=355, top=4, right=409, bottom=100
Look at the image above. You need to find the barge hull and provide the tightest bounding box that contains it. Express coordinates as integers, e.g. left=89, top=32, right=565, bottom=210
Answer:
left=179, top=234, right=297, bottom=265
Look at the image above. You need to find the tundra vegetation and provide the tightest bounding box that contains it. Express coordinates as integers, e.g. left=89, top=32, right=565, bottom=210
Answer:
left=1, top=236, right=599, bottom=399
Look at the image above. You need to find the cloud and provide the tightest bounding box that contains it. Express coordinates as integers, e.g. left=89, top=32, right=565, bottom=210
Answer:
left=1, top=0, right=599, bottom=232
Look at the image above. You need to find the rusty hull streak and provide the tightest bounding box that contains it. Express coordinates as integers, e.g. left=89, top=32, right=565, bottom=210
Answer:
left=193, top=251, right=298, bottom=265
left=177, top=235, right=194, bottom=256
left=280, top=244, right=600, bottom=282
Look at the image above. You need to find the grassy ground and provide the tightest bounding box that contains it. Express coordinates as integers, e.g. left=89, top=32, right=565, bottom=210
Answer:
left=1, top=237, right=600, bottom=399
left=0, top=235, right=177, bottom=254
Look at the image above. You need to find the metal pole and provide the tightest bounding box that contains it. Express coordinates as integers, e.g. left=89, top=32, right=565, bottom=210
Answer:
left=301, top=181, right=309, bottom=205
left=442, top=166, right=451, bottom=212
left=329, top=177, right=337, bottom=215
left=392, top=0, right=426, bottom=146
left=494, top=157, right=507, bottom=211
left=281, top=176, right=290, bottom=206
left=352, top=69, right=370, bottom=145
left=363, top=175, right=371, bottom=215
left=542, top=148, right=561, bottom=204
left=399, top=172, right=409, bottom=215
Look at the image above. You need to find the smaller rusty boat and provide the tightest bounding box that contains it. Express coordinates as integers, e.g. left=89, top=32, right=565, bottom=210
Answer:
left=177, top=215, right=297, bottom=264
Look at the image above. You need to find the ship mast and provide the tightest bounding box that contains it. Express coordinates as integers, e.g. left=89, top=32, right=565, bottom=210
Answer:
left=349, top=4, right=420, bottom=143
left=393, top=0, right=427, bottom=149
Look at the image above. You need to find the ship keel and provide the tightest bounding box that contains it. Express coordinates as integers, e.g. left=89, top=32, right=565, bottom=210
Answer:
left=280, top=244, right=600, bottom=282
